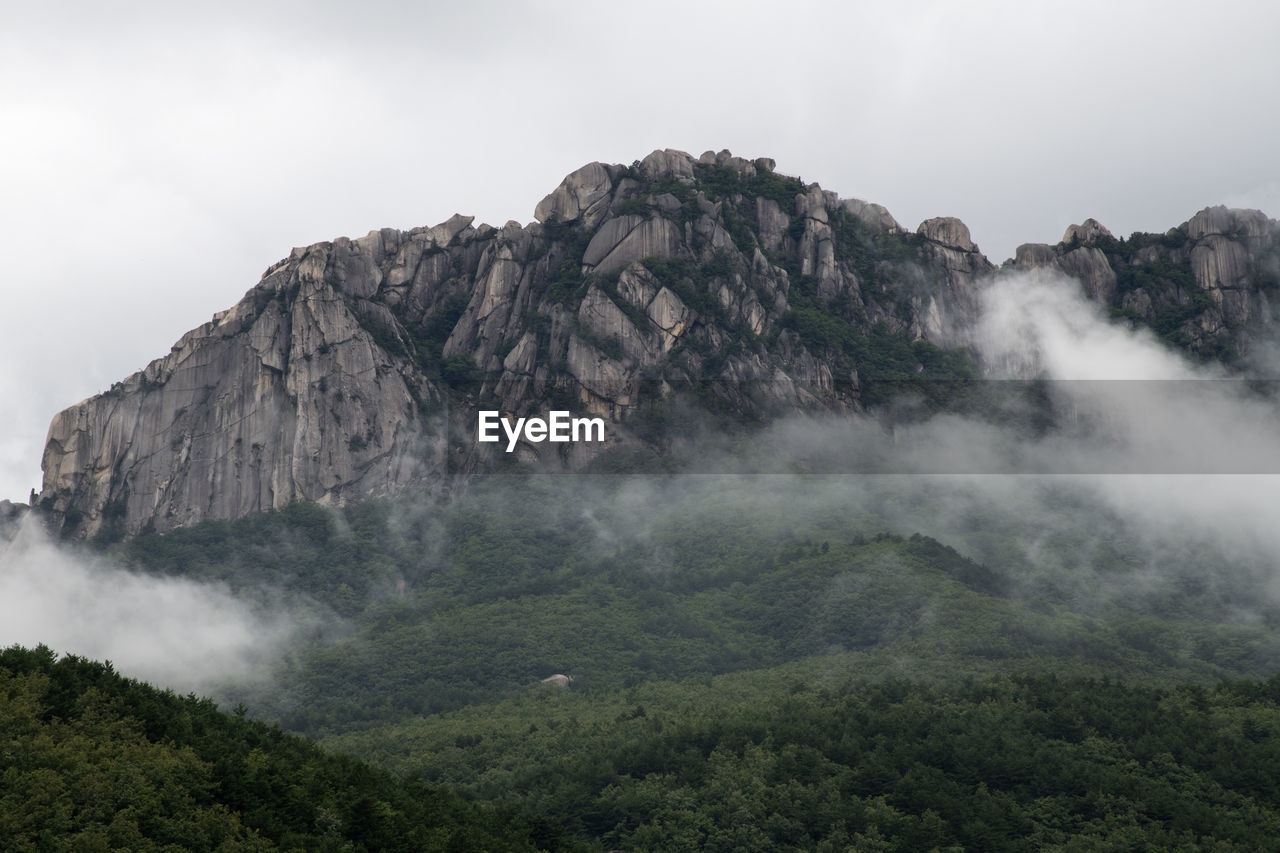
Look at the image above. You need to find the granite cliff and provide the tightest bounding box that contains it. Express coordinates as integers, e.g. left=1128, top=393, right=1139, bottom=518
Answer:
left=35, top=149, right=1280, bottom=539
left=1010, top=208, right=1280, bottom=360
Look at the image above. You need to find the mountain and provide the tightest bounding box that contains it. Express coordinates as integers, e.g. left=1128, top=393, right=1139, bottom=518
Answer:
left=1012, top=207, right=1280, bottom=361
left=33, top=149, right=1280, bottom=539
left=93, top=477, right=1280, bottom=850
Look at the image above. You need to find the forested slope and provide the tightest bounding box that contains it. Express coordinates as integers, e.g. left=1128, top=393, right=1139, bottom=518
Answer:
left=0, top=645, right=566, bottom=852
left=8, top=641, right=1280, bottom=851
left=53, top=474, right=1272, bottom=848
left=109, top=478, right=1280, bottom=735
left=328, top=670, right=1280, bottom=850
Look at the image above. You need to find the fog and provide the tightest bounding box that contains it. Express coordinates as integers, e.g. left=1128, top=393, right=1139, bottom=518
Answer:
left=0, top=513, right=306, bottom=694
left=6, top=265, right=1280, bottom=702
left=541, top=268, right=1280, bottom=622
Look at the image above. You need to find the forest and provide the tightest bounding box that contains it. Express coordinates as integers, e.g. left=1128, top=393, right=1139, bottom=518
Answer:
left=6, top=470, right=1278, bottom=849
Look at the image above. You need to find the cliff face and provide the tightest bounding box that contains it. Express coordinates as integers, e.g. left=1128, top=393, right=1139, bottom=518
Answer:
left=39, top=239, right=442, bottom=539
left=39, top=148, right=998, bottom=538
left=1010, top=208, right=1280, bottom=360
left=36, top=149, right=1279, bottom=539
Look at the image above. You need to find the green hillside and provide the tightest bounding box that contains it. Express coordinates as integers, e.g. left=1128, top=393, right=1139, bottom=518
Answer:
left=0, top=645, right=566, bottom=852
left=107, top=477, right=1280, bottom=735
left=326, top=668, right=1280, bottom=851
left=9, top=641, right=1280, bottom=851
left=42, top=474, right=1267, bottom=848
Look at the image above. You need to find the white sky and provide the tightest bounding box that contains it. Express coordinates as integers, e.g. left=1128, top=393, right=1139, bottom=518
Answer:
left=2, top=0, right=1278, bottom=501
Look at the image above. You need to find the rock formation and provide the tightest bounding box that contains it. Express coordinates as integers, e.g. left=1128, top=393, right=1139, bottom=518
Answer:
left=36, top=150, right=1280, bottom=539
left=1011, top=207, right=1280, bottom=355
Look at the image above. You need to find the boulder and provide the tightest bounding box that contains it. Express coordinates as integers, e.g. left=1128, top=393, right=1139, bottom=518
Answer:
left=1062, top=218, right=1115, bottom=245
left=639, top=148, right=695, bottom=182
left=840, top=198, right=902, bottom=233
left=917, top=217, right=975, bottom=252
left=534, top=162, right=614, bottom=226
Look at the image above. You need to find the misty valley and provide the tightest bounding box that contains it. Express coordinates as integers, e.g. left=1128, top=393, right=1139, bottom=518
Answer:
left=7, top=150, right=1280, bottom=850
left=8, top=468, right=1280, bottom=850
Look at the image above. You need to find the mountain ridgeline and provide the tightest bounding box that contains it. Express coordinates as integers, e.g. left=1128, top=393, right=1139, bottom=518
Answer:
left=35, top=149, right=1280, bottom=539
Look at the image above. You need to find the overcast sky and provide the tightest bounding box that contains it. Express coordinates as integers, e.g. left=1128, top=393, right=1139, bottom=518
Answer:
left=2, top=0, right=1278, bottom=501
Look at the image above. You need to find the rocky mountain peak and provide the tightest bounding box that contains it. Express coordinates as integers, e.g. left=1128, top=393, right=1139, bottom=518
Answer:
left=1011, top=205, right=1280, bottom=353
left=1183, top=205, right=1272, bottom=243
left=38, top=149, right=1001, bottom=539
left=534, top=162, right=616, bottom=226
left=36, top=151, right=1279, bottom=541
left=918, top=217, right=977, bottom=252
left=1063, top=218, right=1114, bottom=245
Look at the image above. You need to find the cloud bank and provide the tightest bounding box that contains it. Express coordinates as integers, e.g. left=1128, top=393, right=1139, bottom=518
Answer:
left=554, top=269, right=1280, bottom=621
left=0, top=515, right=301, bottom=694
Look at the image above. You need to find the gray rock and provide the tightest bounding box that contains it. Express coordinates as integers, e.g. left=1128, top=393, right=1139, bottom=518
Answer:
left=797, top=186, right=829, bottom=224
left=584, top=217, right=682, bottom=272
left=583, top=215, right=646, bottom=267
left=1014, top=243, right=1058, bottom=266
left=617, top=263, right=660, bottom=310
left=755, top=198, right=789, bottom=253
left=0, top=499, right=27, bottom=542
left=1122, top=288, right=1153, bottom=317
left=426, top=213, right=476, bottom=247
left=1191, top=234, right=1251, bottom=291
left=639, top=149, right=696, bottom=182
left=40, top=247, right=440, bottom=538
left=840, top=198, right=902, bottom=233
left=649, top=193, right=683, bottom=215
left=1062, top=218, right=1115, bottom=245
left=566, top=335, right=632, bottom=406
left=578, top=287, right=651, bottom=362
left=917, top=217, right=975, bottom=252
left=647, top=287, right=693, bottom=351
left=1184, top=206, right=1271, bottom=241
left=43, top=151, right=1280, bottom=539
left=534, top=162, right=614, bottom=226
left=1058, top=247, right=1117, bottom=303
left=713, top=149, right=757, bottom=177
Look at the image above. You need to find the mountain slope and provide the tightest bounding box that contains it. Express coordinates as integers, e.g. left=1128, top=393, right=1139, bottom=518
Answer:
left=1012, top=208, right=1280, bottom=362
left=322, top=670, right=1280, bottom=851
left=0, top=644, right=563, bottom=851
left=111, top=478, right=1280, bottom=735
left=35, top=149, right=1280, bottom=539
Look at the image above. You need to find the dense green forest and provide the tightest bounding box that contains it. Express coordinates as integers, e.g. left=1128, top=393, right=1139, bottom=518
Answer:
left=109, top=477, right=1280, bottom=734
left=328, top=669, right=1280, bottom=850
left=7, top=474, right=1277, bottom=848
left=0, top=645, right=563, bottom=851
left=9, top=644, right=1280, bottom=850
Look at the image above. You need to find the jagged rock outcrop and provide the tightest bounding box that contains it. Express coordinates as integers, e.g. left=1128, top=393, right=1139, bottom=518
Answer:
left=533, top=162, right=614, bottom=227
left=1010, top=207, right=1280, bottom=355
left=40, top=148, right=1002, bottom=539
left=1062, top=218, right=1114, bottom=245
left=40, top=150, right=1278, bottom=540
left=40, top=232, right=444, bottom=540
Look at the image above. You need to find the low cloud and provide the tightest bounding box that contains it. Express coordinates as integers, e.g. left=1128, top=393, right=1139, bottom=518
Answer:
left=558, top=269, right=1280, bottom=620
left=0, top=515, right=302, bottom=694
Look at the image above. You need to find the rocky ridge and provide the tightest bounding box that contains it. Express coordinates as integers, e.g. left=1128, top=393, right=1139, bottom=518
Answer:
left=35, top=150, right=1280, bottom=539
left=1010, top=208, right=1280, bottom=358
